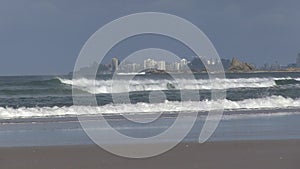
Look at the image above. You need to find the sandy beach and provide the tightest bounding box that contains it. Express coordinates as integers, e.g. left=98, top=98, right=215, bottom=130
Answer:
left=1, top=140, right=299, bottom=169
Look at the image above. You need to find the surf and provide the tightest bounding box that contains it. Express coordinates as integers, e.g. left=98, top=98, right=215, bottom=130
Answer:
left=57, top=77, right=300, bottom=94
left=1, top=95, right=300, bottom=119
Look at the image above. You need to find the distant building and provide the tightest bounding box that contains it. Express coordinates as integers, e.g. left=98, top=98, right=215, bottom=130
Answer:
left=206, top=59, right=217, bottom=65
left=270, top=61, right=280, bottom=70
left=157, top=61, right=166, bottom=70
left=180, top=58, right=187, bottom=65
left=172, top=62, right=180, bottom=72
left=144, top=59, right=156, bottom=69
left=131, top=63, right=142, bottom=72
left=180, top=58, right=188, bottom=71
left=262, top=63, right=271, bottom=70
left=112, top=58, right=119, bottom=72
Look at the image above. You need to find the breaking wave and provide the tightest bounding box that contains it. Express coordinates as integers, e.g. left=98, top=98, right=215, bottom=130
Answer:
left=57, top=77, right=300, bottom=94
left=58, top=77, right=275, bottom=93
left=1, top=95, right=300, bottom=119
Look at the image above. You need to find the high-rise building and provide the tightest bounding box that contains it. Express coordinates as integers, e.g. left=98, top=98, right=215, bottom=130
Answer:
left=112, top=58, right=119, bottom=72
left=172, top=62, right=180, bottom=72
left=131, top=63, right=141, bottom=72
left=157, top=61, right=166, bottom=70
left=144, top=59, right=156, bottom=69
left=180, top=58, right=188, bottom=71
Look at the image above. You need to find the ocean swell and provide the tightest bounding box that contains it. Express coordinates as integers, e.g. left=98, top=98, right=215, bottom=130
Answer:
left=58, top=77, right=282, bottom=94
left=1, top=95, right=300, bottom=119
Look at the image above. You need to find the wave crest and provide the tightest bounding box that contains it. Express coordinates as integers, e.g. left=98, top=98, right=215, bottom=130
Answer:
left=1, top=95, right=300, bottom=119
left=58, top=77, right=282, bottom=94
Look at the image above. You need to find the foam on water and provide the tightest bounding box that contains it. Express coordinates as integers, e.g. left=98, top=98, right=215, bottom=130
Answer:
left=58, top=77, right=280, bottom=94
left=1, top=95, right=300, bottom=119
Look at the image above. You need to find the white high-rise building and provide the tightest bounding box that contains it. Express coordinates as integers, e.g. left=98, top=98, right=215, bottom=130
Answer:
left=157, top=61, right=166, bottom=70
left=180, top=58, right=188, bottom=71
left=112, top=58, right=119, bottom=72
left=132, top=63, right=141, bottom=72
left=144, top=59, right=156, bottom=69
left=173, top=62, right=180, bottom=72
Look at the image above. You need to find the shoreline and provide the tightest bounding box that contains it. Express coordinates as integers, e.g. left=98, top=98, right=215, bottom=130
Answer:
left=1, top=140, right=299, bottom=169
left=1, top=110, right=300, bottom=148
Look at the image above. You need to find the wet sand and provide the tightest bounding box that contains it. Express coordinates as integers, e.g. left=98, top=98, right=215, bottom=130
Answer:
left=1, top=140, right=299, bottom=169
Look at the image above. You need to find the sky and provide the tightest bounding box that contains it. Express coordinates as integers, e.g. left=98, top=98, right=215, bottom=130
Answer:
left=0, top=0, right=300, bottom=75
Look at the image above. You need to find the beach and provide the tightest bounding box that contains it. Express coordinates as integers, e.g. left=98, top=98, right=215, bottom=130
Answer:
left=1, top=140, right=299, bottom=169
left=1, top=111, right=300, bottom=168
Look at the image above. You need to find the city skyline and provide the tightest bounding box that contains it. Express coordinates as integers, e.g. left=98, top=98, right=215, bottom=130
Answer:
left=109, top=53, right=300, bottom=73
left=116, top=58, right=189, bottom=73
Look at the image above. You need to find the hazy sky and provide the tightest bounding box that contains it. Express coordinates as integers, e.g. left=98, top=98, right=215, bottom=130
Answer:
left=0, top=0, right=300, bottom=75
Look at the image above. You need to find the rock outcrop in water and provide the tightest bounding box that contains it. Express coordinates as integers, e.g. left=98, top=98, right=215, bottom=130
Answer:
left=228, top=57, right=255, bottom=72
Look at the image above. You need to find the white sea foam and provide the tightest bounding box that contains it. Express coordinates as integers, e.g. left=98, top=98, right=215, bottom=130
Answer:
left=58, top=77, right=279, bottom=94
left=1, top=95, right=300, bottom=119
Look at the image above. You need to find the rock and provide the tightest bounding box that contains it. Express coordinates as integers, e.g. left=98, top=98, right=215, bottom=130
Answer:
left=228, top=57, right=255, bottom=72
left=167, top=83, right=176, bottom=89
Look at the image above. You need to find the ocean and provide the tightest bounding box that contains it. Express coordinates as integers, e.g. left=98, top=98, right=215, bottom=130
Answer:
left=1, top=72, right=300, bottom=146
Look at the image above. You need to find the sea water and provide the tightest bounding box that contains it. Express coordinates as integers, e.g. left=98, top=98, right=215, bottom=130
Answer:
left=0, top=72, right=300, bottom=146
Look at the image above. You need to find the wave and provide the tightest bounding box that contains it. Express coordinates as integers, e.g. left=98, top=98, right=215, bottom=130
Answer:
left=0, top=88, right=72, bottom=96
left=57, top=77, right=300, bottom=94
left=1, top=95, right=300, bottom=119
left=275, top=78, right=300, bottom=86
left=1, top=77, right=299, bottom=95
left=0, top=78, right=62, bottom=87
left=58, top=77, right=276, bottom=94
left=24, top=78, right=62, bottom=86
